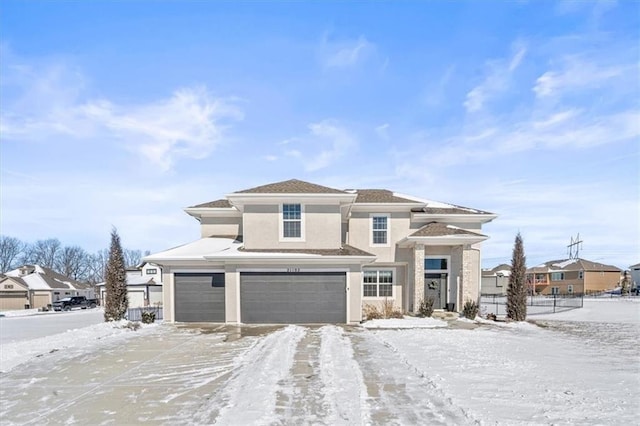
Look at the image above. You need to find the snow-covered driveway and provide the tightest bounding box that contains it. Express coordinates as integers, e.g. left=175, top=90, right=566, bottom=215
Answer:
left=0, top=304, right=638, bottom=425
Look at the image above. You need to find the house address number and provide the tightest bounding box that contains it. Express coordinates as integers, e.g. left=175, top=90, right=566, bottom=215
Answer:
left=287, top=268, right=300, bottom=273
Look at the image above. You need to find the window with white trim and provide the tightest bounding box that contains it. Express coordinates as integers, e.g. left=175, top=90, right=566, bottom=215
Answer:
left=578, top=271, right=584, bottom=280
left=551, top=272, right=564, bottom=281
left=146, top=268, right=157, bottom=275
left=282, top=204, right=302, bottom=238
left=551, top=286, right=559, bottom=295
left=371, top=214, right=389, bottom=245
left=363, top=270, right=394, bottom=298
left=567, top=284, right=574, bottom=294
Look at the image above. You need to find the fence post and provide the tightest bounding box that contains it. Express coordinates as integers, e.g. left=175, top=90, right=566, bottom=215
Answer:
left=495, top=295, right=499, bottom=315
left=553, top=294, right=557, bottom=313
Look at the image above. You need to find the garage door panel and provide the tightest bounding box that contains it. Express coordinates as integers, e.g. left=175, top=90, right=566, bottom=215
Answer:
left=240, top=272, right=346, bottom=324
left=175, top=273, right=225, bottom=322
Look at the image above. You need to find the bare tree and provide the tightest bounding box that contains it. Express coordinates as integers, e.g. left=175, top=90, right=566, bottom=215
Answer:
left=56, top=246, right=90, bottom=281
left=21, top=238, right=62, bottom=269
left=123, top=249, right=142, bottom=268
left=506, top=232, right=527, bottom=321
left=104, top=229, right=128, bottom=321
left=0, top=235, right=25, bottom=273
left=86, top=249, right=109, bottom=284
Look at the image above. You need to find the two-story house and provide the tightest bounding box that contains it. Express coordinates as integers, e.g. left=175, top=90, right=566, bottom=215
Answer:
left=526, top=258, right=622, bottom=295
left=145, top=179, right=496, bottom=324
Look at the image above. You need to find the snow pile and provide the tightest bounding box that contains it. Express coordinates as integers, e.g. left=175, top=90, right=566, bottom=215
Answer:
left=361, top=316, right=447, bottom=329
left=0, top=308, right=42, bottom=318
left=0, top=320, right=157, bottom=373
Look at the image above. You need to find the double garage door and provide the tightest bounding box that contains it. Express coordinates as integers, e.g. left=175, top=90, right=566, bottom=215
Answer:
left=174, top=272, right=346, bottom=323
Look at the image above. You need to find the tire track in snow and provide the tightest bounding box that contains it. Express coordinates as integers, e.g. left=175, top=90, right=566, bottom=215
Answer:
left=352, top=329, right=479, bottom=425
left=196, top=325, right=306, bottom=425
left=319, top=325, right=371, bottom=425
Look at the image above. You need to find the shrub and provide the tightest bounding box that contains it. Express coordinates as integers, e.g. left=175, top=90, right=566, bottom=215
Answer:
left=418, top=297, right=435, bottom=317
left=462, top=300, right=479, bottom=320
left=141, top=310, right=156, bottom=324
left=381, top=299, right=404, bottom=319
left=485, top=312, right=497, bottom=321
left=363, top=304, right=382, bottom=320
left=121, top=321, right=141, bottom=331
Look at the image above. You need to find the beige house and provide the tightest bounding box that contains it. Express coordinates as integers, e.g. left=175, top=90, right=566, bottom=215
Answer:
left=145, top=179, right=496, bottom=324
left=526, top=258, right=622, bottom=295
left=0, top=265, right=95, bottom=310
left=481, top=264, right=511, bottom=296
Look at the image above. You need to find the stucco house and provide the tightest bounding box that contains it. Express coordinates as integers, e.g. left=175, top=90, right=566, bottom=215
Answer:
left=145, top=179, right=496, bottom=324
left=97, top=262, right=163, bottom=308
left=630, top=262, right=640, bottom=290
left=481, top=264, right=511, bottom=296
left=526, top=258, right=621, bottom=295
left=0, top=265, right=95, bottom=310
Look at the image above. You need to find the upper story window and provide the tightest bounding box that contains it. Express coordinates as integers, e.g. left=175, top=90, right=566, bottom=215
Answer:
left=578, top=270, right=584, bottom=280
left=282, top=203, right=302, bottom=239
left=551, top=272, right=564, bottom=281
left=146, top=268, right=157, bottom=275
left=371, top=214, right=389, bottom=246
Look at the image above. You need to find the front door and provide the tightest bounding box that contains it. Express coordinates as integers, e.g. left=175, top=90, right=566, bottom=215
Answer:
left=425, top=273, right=447, bottom=309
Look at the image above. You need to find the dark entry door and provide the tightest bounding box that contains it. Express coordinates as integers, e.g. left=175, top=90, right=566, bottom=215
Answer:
left=425, top=273, right=447, bottom=309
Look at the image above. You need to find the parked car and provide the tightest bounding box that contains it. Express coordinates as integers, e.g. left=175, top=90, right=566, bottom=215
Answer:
left=52, top=296, right=98, bottom=311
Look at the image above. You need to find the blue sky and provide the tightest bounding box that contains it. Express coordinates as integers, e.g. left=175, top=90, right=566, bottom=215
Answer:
left=1, top=0, right=638, bottom=269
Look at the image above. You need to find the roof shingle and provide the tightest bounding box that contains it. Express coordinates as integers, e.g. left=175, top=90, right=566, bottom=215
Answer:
left=235, top=179, right=347, bottom=194
left=409, top=222, right=486, bottom=237
left=189, top=199, right=233, bottom=208
left=353, top=189, right=417, bottom=204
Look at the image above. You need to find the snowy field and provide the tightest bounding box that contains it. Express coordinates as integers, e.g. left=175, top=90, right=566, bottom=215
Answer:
left=0, top=299, right=638, bottom=425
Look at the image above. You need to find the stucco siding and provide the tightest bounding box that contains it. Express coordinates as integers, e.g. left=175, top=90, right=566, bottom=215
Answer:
left=200, top=216, right=243, bottom=238
left=348, top=212, right=411, bottom=262
left=243, top=204, right=342, bottom=249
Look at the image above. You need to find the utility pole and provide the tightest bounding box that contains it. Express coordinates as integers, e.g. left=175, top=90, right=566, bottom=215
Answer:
left=567, top=234, right=583, bottom=259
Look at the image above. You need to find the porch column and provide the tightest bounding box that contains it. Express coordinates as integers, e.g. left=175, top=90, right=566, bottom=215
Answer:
left=413, top=244, right=425, bottom=312
left=461, top=246, right=480, bottom=304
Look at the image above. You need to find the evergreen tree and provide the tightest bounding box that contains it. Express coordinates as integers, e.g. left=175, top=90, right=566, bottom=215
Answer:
left=620, top=271, right=631, bottom=296
left=104, top=228, right=128, bottom=321
left=506, top=232, right=527, bottom=321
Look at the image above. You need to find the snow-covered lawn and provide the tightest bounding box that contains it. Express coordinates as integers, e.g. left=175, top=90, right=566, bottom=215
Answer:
left=0, top=299, right=637, bottom=425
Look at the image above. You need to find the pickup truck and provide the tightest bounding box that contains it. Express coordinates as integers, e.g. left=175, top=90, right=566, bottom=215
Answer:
left=52, top=296, right=98, bottom=311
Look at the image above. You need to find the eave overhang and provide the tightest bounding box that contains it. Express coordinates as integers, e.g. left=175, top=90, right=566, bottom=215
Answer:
left=397, top=234, right=489, bottom=247
left=411, top=212, right=498, bottom=224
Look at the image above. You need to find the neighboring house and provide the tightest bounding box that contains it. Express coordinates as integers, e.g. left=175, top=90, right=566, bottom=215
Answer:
left=145, top=179, right=496, bottom=324
left=526, top=258, right=621, bottom=295
left=630, top=263, right=640, bottom=290
left=481, top=264, right=511, bottom=295
left=0, top=265, right=95, bottom=310
left=97, top=262, right=163, bottom=308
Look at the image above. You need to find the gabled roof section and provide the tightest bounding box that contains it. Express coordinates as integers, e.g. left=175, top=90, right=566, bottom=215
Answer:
left=409, top=222, right=487, bottom=238
left=411, top=205, right=494, bottom=215
left=530, top=258, right=621, bottom=272
left=352, top=189, right=417, bottom=204
left=189, top=199, right=233, bottom=208
left=235, top=179, right=347, bottom=194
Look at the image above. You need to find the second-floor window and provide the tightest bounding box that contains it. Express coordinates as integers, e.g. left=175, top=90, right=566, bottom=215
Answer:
left=371, top=214, right=389, bottom=245
left=146, top=268, right=157, bottom=275
left=551, top=272, right=564, bottom=281
left=282, top=203, right=302, bottom=238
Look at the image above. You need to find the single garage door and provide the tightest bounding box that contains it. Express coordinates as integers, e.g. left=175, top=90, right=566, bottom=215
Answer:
left=174, top=273, right=225, bottom=322
left=240, top=272, right=346, bottom=324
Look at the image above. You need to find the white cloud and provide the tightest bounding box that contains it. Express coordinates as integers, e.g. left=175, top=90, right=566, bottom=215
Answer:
left=464, top=41, right=527, bottom=112
left=1, top=57, right=242, bottom=171
left=375, top=123, right=390, bottom=140
left=533, top=56, right=629, bottom=98
left=320, top=33, right=376, bottom=69
left=281, top=120, right=357, bottom=171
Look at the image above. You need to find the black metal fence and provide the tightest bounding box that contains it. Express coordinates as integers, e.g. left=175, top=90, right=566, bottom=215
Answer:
left=126, top=306, right=164, bottom=322
left=480, top=293, right=584, bottom=316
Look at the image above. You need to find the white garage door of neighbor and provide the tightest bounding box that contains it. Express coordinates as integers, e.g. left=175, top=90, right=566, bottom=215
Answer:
left=128, top=291, right=145, bottom=308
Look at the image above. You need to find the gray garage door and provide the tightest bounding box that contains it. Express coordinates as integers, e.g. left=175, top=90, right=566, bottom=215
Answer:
left=240, top=272, right=346, bottom=324
left=174, top=273, right=225, bottom=322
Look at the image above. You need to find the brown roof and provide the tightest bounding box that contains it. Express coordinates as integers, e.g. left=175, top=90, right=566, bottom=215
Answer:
left=189, top=199, right=233, bottom=208
left=40, top=266, right=88, bottom=288
left=529, top=258, right=621, bottom=273
left=235, top=179, right=347, bottom=194
left=409, top=222, right=486, bottom=238
left=239, top=244, right=374, bottom=257
left=411, top=206, right=493, bottom=215
left=0, top=275, right=28, bottom=288
left=353, top=189, right=417, bottom=203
